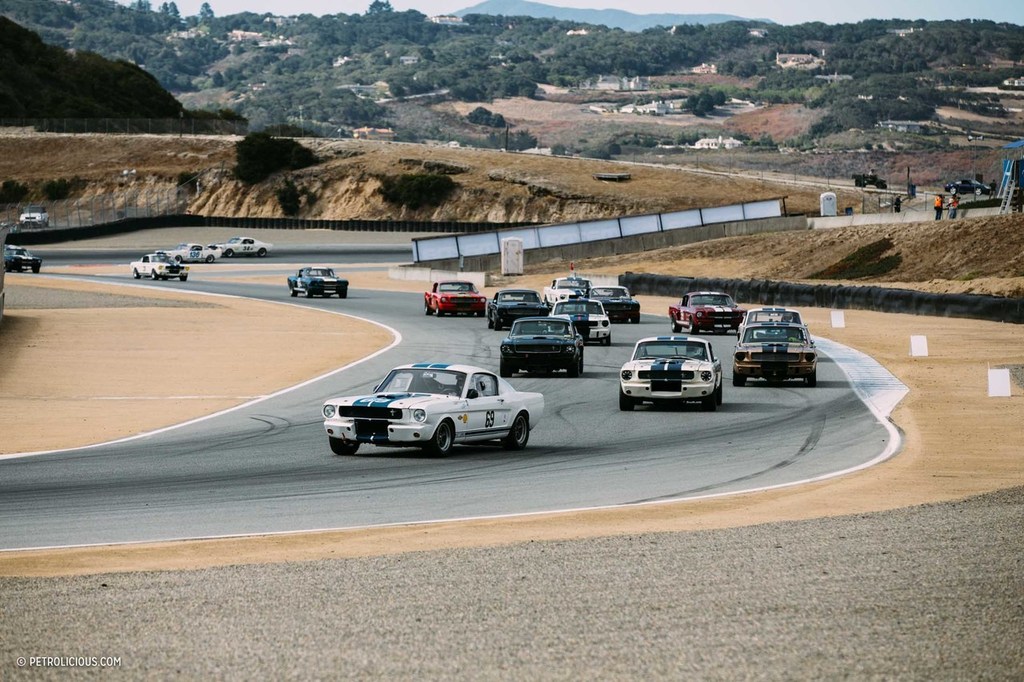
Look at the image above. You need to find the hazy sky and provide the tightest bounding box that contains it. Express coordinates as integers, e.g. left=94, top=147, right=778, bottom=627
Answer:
left=153, top=0, right=1024, bottom=25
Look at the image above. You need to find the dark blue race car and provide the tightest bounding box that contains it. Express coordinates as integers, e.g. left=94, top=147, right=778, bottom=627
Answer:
left=499, top=316, right=585, bottom=378
left=288, top=266, right=349, bottom=298
left=487, top=288, right=549, bottom=330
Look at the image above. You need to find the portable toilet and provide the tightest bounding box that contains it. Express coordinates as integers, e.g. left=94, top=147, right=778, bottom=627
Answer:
left=819, top=191, right=837, bottom=217
left=500, top=237, right=524, bottom=276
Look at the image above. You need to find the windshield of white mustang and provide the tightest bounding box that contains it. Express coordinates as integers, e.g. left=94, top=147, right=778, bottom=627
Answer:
left=555, top=301, right=603, bottom=315
left=376, top=368, right=467, bottom=396
left=633, top=341, right=708, bottom=361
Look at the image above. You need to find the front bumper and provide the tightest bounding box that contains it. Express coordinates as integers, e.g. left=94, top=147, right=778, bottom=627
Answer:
left=5, top=259, right=41, bottom=271
left=733, top=359, right=816, bottom=379
left=620, top=378, right=716, bottom=401
left=325, top=417, right=432, bottom=445
left=502, top=351, right=578, bottom=371
left=437, top=301, right=485, bottom=314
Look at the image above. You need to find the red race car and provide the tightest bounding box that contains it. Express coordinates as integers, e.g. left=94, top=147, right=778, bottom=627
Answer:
left=424, top=280, right=487, bottom=317
left=668, top=290, right=746, bottom=334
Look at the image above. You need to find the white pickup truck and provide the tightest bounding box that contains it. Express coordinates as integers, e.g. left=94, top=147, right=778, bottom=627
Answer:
left=130, top=253, right=190, bottom=281
left=19, top=205, right=49, bottom=228
left=543, top=275, right=592, bottom=306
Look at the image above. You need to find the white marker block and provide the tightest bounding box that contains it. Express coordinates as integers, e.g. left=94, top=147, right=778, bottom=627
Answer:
left=988, top=368, right=1012, bottom=398
left=910, top=335, right=929, bottom=357
left=830, top=310, right=846, bottom=328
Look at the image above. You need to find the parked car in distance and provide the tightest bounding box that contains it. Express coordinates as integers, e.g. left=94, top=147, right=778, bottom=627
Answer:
left=549, top=298, right=611, bottom=345
left=424, top=280, right=487, bottom=316
left=487, top=288, right=549, bottom=330
left=18, top=205, right=49, bottom=228
left=944, top=178, right=992, bottom=196
left=130, top=252, right=189, bottom=281
left=164, top=243, right=222, bottom=263
left=668, top=291, right=746, bottom=334
left=288, top=266, right=349, bottom=298
left=499, top=316, right=585, bottom=377
left=213, top=236, right=272, bottom=257
left=322, top=362, right=545, bottom=457
left=618, top=335, right=723, bottom=412
left=543, top=275, right=593, bottom=306
left=733, top=322, right=818, bottom=387
left=3, top=244, right=42, bottom=273
left=589, top=285, right=641, bottom=324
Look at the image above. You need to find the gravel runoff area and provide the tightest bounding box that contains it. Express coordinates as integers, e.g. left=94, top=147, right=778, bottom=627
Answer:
left=2, top=487, right=1022, bottom=679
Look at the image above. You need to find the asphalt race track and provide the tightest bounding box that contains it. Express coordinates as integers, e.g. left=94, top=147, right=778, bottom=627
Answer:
left=0, top=249, right=898, bottom=550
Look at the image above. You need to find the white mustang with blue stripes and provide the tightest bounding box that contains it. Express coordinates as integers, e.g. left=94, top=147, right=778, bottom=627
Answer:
left=323, top=363, right=544, bottom=457
left=618, top=336, right=723, bottom=412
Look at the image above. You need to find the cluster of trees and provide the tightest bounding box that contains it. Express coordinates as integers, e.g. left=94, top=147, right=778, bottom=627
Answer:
left=3, top=1, right=1024, bottom=144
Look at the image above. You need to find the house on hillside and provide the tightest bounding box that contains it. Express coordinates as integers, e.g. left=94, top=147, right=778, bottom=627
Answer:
left=748, top=28, right=768, bottom=38
left=620, top=101, right=673, bottom=116
left=429, top=15, right=463, bottom=25
left=399, top=55, right=420, bottom=66
left=352, top=127, right=396, bottom=141
left=691, top=63, right=717, bottom=74
left=776, top=53, right=825, bottom=70
left=228, top=30, right=262, bottom=43
left=694, top=136, right=744, bottom=150
left=877, top=120, right=927, bottom=134
left=586, top=76, right=649, bottom=92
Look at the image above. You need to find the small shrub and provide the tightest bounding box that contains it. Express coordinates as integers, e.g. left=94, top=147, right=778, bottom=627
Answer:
left=277, top=178, right=301, bottom=216
left=378, top=173, right=456, bottom=209
left=809, top=237, right=903, bottom=279
left=0, top=179, right=29, bottom=204
left=42, top=178, right=76, bottom=200
left=234, top=132, right=318, bottom=184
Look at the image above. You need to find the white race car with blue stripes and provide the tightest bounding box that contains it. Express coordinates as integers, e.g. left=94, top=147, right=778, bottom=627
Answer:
left=618, top=336, right=723, bottom=411
left=323, top=363, right=544, bottom=457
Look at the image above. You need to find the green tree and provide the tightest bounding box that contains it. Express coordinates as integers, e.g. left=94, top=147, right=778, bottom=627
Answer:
left=276, top=178, right=301, bottom=215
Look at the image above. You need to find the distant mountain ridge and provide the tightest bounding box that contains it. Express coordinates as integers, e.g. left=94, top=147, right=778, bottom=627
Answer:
left=454, top=0, right=767, bottom=31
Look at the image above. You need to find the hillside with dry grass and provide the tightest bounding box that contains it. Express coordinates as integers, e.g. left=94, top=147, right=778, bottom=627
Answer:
left=2, top=132, right=1023, bottom=298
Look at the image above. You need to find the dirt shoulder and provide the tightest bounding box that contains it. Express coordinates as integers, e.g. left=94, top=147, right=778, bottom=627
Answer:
left=1, top=248, right=1022, bottom=576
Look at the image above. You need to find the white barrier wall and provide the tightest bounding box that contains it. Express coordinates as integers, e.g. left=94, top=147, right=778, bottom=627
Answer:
left=411, top=198, right=783, bottom=263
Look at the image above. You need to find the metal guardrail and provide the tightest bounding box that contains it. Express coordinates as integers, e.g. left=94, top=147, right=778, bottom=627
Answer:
left=410, top=199, right=783, bottom=263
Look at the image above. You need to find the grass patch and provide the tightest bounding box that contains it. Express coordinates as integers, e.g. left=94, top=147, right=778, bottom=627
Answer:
left=809, top=237, right=902, bottom=279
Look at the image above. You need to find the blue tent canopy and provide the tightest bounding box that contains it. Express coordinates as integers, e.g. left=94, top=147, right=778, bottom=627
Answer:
left=1002, top=139, right=1024, bottom=149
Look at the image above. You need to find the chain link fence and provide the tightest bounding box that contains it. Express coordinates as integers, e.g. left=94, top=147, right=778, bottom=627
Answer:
left=2, top=186, right=190, bottom=233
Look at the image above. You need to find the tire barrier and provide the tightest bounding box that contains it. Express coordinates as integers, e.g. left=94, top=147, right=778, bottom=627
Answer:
left=619, top=273, right=1024, bottom=325
left=5, top=215, right=538, bottom=246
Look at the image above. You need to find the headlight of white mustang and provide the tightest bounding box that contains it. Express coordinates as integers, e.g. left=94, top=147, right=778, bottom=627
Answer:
left=323, top=404, right=336, bottom=419
left=412, top=408, right=427, bottom=423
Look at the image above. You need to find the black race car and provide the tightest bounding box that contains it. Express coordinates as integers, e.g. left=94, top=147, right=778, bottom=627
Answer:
left=486, top=288, right=549, bottom=330
left=499, top=316, right=585, bottom=378
left=589, top=285, right=641, bottom=323
left=3, top=244, right=42, bottom=273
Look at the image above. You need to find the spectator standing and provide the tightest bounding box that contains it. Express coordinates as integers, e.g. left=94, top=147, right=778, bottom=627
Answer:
left=934, top=193, right=944, bottom=220
left=949, top=193, right=960, bottom=219
left=893, top=195, right=902, bottom=213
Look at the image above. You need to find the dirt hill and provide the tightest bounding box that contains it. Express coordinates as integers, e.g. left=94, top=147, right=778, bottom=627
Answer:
left=2, top=132, right=1023, bottom=298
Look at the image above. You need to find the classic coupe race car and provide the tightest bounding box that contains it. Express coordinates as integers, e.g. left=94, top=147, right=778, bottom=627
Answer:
left=543, top=275, right=593, bottom=306
left=499, top=316, right=585, bottom=377
left=424, top=280, right=487, bottom=316
left=130, top=252, right=189, bottom=281
left=322, top=363, right=545, bottom=457
left=487, top=288, right=549, bottom=330
left=619, top=335, right=723, bottom=412
left=589, top=285, right=641, bottom=324
left=3, top=244, right=42, bottom=273
left=550, top=298, right=611, bottom=345
left=732, top=322, right=818, bottom=387
left=288, top=266, right=349, bottom=298
left=213, top=236, right=272, bottom=257
left=164, top=243, right=222, bottom=263
left=736, top=306, right=806, bottom=339
left=668, top=291, right=746, bottom=334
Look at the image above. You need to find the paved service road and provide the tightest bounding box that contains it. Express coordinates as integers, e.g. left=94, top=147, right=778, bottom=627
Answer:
left=0, top=265, right=897, bottom=549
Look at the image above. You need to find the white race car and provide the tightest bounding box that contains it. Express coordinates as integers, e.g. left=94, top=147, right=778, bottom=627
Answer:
left=736, top=306, right=807, bottom=340
left=618, top=335, right=723, bottom=411
left=322, top=363, right=544, bottom=457
left=213, top=236, right=272, bottom=257
left=550, top=298, right=611, bottom=345
left=163, top=243, right=222, bottom=263
left=129, top=252, right=190, bottom=281
left=543, top=275, right=592, bottom=306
